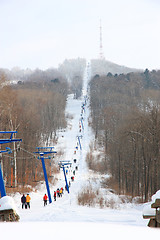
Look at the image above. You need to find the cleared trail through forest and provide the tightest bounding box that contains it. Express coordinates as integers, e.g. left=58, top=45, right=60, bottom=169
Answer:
left=13, top=62, right=148, bottom=228
left=3, top=64, right=160, bottom=240
left=15, top=62, right=93, bottom=221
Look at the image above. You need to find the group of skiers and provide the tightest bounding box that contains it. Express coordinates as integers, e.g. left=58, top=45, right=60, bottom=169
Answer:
left=42, top=187, right=64, bottom=206
left=54, top=187, right=64, bottom=201
left=21, top=186, right=66, bottom=208
left=21, top=193, right=31, bottom=209
left=20, top=151, right=78, bottom=209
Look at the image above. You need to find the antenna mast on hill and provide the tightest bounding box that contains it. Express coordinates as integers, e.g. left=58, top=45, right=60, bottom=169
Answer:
left=99, top=19, right=105, bottom=60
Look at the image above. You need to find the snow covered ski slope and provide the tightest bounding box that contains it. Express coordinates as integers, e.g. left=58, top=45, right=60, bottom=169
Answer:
left=1, top=62, right=160, bottom=239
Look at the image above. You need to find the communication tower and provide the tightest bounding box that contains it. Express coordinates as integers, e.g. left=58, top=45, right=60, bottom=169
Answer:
left=99, top=19, right=105, bottom=59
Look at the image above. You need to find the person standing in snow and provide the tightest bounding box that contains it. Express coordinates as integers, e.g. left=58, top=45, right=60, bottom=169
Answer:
left=43, top=194, right=48, bottom=206
left=26, top=193, right=31, bottom=209
left=59, top=188, right=62, bottom=197
left=21, top=194, right=26, bottom=209
left=57, top=188, right=60, bottom=197
left=54, top=191, right=56, bottom=201
left=61, top=187, right=64, bottom=194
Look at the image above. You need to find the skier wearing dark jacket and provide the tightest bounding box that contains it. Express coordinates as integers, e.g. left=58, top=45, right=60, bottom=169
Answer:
left=21, top=194, right=26, bottom=209
left=54, top=191, right=56, bottom=201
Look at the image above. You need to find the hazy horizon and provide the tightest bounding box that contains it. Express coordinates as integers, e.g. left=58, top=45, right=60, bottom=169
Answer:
left=1, top=0, right=160, bottom=71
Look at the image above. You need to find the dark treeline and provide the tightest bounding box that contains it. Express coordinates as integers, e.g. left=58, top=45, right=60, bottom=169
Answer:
left=89, top=69, right=160, bottom=201
left=0, top=70, right=68, bottom=189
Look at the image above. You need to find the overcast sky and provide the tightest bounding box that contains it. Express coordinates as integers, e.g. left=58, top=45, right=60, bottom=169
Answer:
left=1, top=0, right=160, bottom=70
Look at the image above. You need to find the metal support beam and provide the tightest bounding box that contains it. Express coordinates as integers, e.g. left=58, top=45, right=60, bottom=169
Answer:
left=58, top=161, right=71, bottom=194
left=0, top=162, right=6, bottom=197
left=41, top=154, right=52, bottom=203
left=34, top=147, right=56, bottom=204
left=0, top=131, right=22, bottom=144
left=81, top=118, right=84, bottom=130
left=77, top=136, right=82, bottom=150
left=0, top=131, right=22, bottom=197
left=62, top=166, right=69, bottom=193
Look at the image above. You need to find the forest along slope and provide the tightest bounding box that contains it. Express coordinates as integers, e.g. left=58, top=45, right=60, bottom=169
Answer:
left=13, top=64, right=147, bottom=227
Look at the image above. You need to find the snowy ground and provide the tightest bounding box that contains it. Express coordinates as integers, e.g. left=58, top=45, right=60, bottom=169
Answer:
left=1, top=63, right=160, bottom=239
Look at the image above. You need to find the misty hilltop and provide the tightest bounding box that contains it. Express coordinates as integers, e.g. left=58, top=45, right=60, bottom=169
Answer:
left=0, top=58, right=143, bottom=83
left=90, top=58, right=142, bottom=77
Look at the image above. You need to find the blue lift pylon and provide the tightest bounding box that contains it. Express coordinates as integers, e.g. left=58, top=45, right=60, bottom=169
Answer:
left=80, top=118, right=84, bottom=130
left=77, top=135, right=82, bottom=150
left=34, top=147, right=57, bottom=204
left=0, top=131, right=22, bottom=198
left=58, top=161, right=72, bottom=193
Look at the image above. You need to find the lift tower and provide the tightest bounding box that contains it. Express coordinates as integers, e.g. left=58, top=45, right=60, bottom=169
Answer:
left=99, top=19, right=105, bottom=60
left=0, top=131, right=22, bottom=197
left=34, top=147, right=57, bottom=204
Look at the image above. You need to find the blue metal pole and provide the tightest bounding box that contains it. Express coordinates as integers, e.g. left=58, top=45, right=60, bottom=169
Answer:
left=81, top=118, right=84, bottom=130
left=84, top=96, right=87, bottom=105
left=78, top=136, right=82, bottom=150
left=62, top=166, right=69, bottom=193
left=41, top=155, right=52, bottom=203
left=0, top=163, right=6, bottom=197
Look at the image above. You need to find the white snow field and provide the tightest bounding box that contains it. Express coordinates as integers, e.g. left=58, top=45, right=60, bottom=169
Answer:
left=1, top=64, right=160, bottom=239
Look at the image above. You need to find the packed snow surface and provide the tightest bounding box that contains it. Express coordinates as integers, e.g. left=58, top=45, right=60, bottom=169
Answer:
left=1, top=63, right=160, bottom=239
